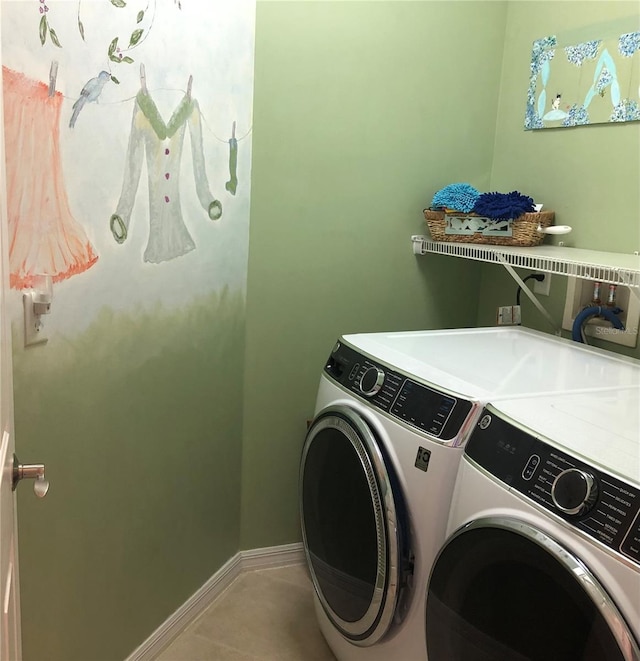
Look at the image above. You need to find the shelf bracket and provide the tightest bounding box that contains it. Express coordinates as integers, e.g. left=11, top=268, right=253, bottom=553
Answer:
left=495, top=255, right=560, bottom=334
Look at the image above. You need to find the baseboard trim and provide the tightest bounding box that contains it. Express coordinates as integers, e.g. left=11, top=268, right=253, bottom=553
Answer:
left=125, top=542, right=305, bottom=661
left=239, top=541, right=305, bottom=571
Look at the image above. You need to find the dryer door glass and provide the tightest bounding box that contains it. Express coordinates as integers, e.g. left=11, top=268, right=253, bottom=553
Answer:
left=426, top=519, right=638, bottom=661
left=300, top=407, right=404, bottom=644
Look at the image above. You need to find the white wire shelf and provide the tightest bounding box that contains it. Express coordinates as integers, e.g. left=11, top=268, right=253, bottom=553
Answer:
left=411, top=236, right=640, bottom=288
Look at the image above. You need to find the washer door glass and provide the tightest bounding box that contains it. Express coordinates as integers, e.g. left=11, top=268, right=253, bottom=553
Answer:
left=300, top=406, right=405, bottom=645
left=426, top=518, right=639, bottom=661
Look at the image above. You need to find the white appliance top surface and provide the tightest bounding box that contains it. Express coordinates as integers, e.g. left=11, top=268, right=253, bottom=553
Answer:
left=492, top=388, right=640, bottom=485
left=342, top=327, right=640, bottom=400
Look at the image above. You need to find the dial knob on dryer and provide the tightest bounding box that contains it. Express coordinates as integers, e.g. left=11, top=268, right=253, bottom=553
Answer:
left=551, top=469, right=598, bottom=516
left=359, top=366, right=385, bottom=397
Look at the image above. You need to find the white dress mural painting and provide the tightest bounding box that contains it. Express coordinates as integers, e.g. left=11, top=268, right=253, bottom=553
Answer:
left=1, top=0, right=255, bottom=335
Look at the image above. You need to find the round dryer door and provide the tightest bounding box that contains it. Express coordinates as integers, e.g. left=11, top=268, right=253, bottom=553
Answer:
left=426, top=518, right=640, bottom=661
left=300, top=405, right=410, bottom=646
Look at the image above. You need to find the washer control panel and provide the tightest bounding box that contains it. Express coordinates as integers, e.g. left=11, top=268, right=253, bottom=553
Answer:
left=467, top=409, right=640, bottom=566
left=324, top=340, right=473, bottom=440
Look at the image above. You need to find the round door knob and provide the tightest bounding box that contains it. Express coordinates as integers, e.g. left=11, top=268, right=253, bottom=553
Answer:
left=359, top=366, right=385, bottom=397
left=551, top=468, right=597, bottom=516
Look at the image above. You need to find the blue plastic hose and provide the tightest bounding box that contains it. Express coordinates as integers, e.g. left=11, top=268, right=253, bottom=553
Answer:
left=571, top=306, right=624, bottom=343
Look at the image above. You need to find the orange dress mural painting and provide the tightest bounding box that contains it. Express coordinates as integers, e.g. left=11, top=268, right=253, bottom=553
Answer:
left=2, top=66, right=98, bottom=290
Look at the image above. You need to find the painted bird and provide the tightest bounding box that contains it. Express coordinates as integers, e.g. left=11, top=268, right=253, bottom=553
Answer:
left=69, top=71, right=111, bottom=129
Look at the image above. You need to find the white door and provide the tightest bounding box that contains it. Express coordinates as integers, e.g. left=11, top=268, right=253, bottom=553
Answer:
left=0, top=18, right=22, bottom=659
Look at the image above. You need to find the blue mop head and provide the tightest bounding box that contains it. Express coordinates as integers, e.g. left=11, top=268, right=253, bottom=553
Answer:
left=431, top=183, right=480, bottom=213
left=473, top=191, right=535, bottom=220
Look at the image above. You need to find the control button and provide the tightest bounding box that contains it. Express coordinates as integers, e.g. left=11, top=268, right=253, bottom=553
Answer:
left=551, top=469, right=598, bottom=516
left=479, top=414, right=491, bottom=430
left=522, top=454, right=541, bottom=480
left=325, top=356, right=345, bottom=378
left=359, top=366, right=385, bottom=397
left=348, top=363, right=360, bottom=381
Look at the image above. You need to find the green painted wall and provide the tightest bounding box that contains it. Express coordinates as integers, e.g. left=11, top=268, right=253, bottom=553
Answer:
left=14, top=291, right=245, bottom=661
left=240, top=0, right=508, bottom=550
left=478, top=1, right=640, bottom=359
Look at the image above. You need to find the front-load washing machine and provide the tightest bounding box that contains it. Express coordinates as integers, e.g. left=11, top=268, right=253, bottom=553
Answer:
left=299, top=327, right=640, bottom=661
left=427, top=387, right=640, bottom=660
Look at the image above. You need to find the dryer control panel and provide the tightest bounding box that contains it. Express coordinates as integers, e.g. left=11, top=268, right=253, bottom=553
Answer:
left=324, top=340, right=473, bottom=441
left=466, top=408, right=640, bottom=567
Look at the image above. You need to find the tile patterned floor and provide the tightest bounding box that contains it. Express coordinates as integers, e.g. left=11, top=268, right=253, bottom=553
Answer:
left=155, top=564, right=337, bottom=660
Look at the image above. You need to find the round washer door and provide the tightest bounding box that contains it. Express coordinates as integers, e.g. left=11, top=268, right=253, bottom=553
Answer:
left=300, top=405, right=409, bottom=646
left=426, top=517, right=640, bottom=661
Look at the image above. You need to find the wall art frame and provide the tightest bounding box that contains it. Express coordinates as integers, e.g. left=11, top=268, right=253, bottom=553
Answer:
left=525, top=30, right=640, bottom=130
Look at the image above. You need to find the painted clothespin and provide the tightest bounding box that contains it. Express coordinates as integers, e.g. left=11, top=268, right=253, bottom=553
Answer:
left=140, top=63, right=148, bottom=94
left=48, top=61, right=58, bottom=97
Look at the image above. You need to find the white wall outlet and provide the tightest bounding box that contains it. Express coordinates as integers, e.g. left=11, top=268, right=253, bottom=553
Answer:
left=23, top=292, right=48, bottom=347
left=533, top=274, right=551, bottom=296
left=562, top=277, right=639, bottom=347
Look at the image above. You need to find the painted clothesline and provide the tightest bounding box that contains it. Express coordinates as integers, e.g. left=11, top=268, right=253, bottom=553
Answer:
left=46, top=61, right=251, bottom=144
left=50, top=62, right=246, bottom=200
left=51, top=64, right=247, bottom=202
left=59, top=88, right=251, bottom=143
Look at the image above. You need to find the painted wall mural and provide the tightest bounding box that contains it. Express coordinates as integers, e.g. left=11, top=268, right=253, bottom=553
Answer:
left=3, top=66, right=99, bottom=289
left=2, top=0, right=254, bottom=336
left=526, top=30, right=640, bottom=130
left=109, top=70, right=223, bottom=264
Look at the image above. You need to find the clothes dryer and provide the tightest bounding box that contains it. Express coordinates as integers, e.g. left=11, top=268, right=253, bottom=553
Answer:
left=427, top=387, right=640, bottom=660
left=300, top=327, right=640, bottom=661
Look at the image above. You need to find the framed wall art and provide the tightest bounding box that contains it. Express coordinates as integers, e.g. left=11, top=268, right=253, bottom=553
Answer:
left=525, top=31, right=640, bottom=129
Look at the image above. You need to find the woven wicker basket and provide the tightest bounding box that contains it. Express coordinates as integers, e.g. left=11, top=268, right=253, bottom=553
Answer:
left=423, top=209, right=555, bottom=247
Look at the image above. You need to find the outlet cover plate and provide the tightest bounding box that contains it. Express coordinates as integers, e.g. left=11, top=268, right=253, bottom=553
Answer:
left=533, top=274, right=551, bottom=296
